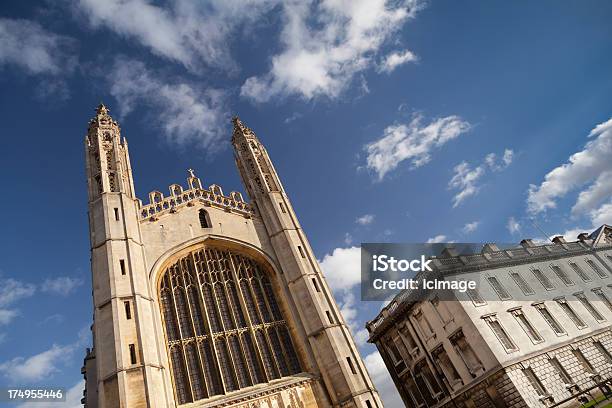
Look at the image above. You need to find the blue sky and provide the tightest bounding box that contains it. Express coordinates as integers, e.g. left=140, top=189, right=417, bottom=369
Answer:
left=1, top=1, right=612, bottom=407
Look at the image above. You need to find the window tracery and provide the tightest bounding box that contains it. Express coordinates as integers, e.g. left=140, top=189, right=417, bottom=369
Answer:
left=159, top=246, right=301, bottom=405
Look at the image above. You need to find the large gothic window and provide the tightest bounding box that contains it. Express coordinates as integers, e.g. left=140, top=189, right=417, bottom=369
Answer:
left=159, top=246, right=301, bottom=405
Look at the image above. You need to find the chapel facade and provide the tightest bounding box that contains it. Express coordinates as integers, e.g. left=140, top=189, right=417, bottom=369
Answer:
left=81, top=104, right=382, bottom=408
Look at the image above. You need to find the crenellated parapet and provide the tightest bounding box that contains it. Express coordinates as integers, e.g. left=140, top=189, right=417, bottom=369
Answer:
left=138, top=169, right=252, bottom=221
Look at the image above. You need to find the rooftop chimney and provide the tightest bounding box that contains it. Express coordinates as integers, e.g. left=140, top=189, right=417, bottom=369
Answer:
left=520, top=239, right=535, bottom=248
left=441, top=247, right=459, bottom=258
left=577, top=232, right=590, bottom=241
left=482, top=243, right=500, bottom=253
left=552, top=236, right=566, bottom=244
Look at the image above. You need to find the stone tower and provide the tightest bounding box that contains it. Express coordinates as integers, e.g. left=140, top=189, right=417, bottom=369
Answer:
left=84, top=104, right=168, bottom=408
left=82, top=104, right=382, bottom=408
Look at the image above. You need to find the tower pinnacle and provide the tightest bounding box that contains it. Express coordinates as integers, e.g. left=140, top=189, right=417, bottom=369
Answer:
left=231, top=116, right=258, bottom=144
left=96, top=102, right=108, bottom=114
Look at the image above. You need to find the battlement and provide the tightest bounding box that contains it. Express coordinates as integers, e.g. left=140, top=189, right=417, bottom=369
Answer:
left=138, top=170, right=253, bottom=221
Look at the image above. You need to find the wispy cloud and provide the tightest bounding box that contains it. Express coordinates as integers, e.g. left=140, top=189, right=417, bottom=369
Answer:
left=107, top=57, right=227, bottom=151
left=0, top=278, right=36, bottom=308
left=41, top=277, right=83, bottom=296
left=0, top=328, right=90, bottom=382
left=0, top=278, right=36, bottom=329
left=426, top=234, right=447, bottom=243
left=72, top=0, right=278, bottom=72
left=0, top=344, right=74, bottom=382
left=356, top=214, right=375, bottom=225
left=0, top=309, right=19, bottom=326
left=507, top=216, right=521, bottom=234
left=40, top=314, right=65, bottom=326
left=527, top=118, right=612, bottom=217
left=0, top=18, right=77, bottom=75
left=284, top=112, right=302, bottom=124
left=449, top=161, right=485, bottom=208
left=241, top=0, right=423, bottom=102
left=462, top=221, right=480, bottom=234
left=337, top=291, right=369, bottom=346
left=485, top=149, right=514, bottom=171
left=449, top=149, right=514, bottom=207
left=365, top=114, right=471, bottom=180
left=377, top=49, right=417, bottom=73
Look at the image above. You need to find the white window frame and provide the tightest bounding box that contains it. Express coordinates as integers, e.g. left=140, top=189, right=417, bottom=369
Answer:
left=481, top=314, right=518, bottom=353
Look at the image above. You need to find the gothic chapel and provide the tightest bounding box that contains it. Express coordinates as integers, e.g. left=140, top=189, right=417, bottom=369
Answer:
left=82, top=104, right=382, bottom=408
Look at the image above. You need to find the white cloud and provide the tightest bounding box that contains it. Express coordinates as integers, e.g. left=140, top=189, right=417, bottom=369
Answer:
left=551, top=201, right=612, bottom=242
left=449, top=161, right=484, bottom=208
left=449, top=148, right=513, bottom=207
left=0, top=344, right=73, bottom=382
left=17, top=380, right=84, bottom=408
left=0, top=327, right=90, bottom=383
left=344, top=233, right=353, bottom=245
left=0, top=18, right=76, bottom=75
left=507, top=217, right=521, bottom=234
left=485, top=148, right=514, bottom=171
left=41, top=277, right=83, bottom=296
left=284, top=112, right=302, bottom=124
left=551, top=227, right=587, bottom=243
left=356, top=214, right=375, bottom=225
left=484, top=153, right=495, bottom=168
left=354, top=328, right=370, bottom=347
left=365, top=114, right=471, bottom=180
left=241, top=0, right=422, bottom=102
left=335, top=292, right=370, bottom=347
left=364, top=351, right=404, bottom=407
left=0, top=278, right=35, bottom=330
left=107, top=57, right=227, bottom=151
left=377, top=49, right=417, bottom=73
left=426, top=235, right=447, bottom=243
left=591, top=201, right=612, bottom=226
left=572, top=171, right=612, bottom=216
left=339, top=291, right=358, bottom=323
left=502, top=149, right=514, bottom=167
left=319, top=246, right=361, bottom=292
left=462, top=221, right=480, bottom=234
left=527, top=117, right=612, bottom=215
left=0, top=309, right=18, bottom=326
left=319, top=248, right=370, bottom=347
left=73, top=0, right=278, bottom=72
left=41, top=314, right=65, bottom=325
left=0, top=278, right=36, bottom=307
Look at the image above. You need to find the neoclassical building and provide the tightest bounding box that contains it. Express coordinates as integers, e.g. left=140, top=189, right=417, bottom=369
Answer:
left=81, top=104, right=382, bottom=408
left=367, top=227, right=612, bottom=408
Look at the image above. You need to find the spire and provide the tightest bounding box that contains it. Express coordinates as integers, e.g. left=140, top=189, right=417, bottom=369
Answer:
left=89, top=102, right=118, bottom=132
left=93, top=102, right=114, bottom=122
left=231, top=115, right=257, bottom=144
left=96, top=102, right=109, bottom=116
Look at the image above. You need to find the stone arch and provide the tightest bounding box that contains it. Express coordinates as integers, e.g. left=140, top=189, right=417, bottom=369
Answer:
left=150, top=236, right=303, bottom=405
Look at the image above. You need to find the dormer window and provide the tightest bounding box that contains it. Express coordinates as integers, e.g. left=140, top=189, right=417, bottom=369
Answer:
left=199, top=209, right=211, bottom=228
